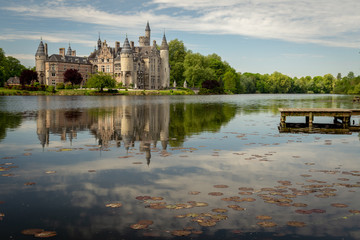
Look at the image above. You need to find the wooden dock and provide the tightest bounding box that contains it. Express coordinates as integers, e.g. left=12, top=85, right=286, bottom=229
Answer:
left=279, top=108, right=360, bottom=126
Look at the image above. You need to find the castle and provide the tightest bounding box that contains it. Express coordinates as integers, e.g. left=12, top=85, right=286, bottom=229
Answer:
left=35, top=22, right=170, bottom=89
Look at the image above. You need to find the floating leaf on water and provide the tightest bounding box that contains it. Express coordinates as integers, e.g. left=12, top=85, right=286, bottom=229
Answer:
left=295, top=209, right=313, bottom=214
left=211, top=214, right=228, bottom=220
left=256, top=215, right=272, bottom=220
left=34, top=231, right=57, bottom=238
left=171, top=230, right=192, bottom=236
left=24, top=182, right=36, bottom=186
left=287, top=221, right=306, bottom=227
left=2, top=173, right=14, bottom=177
left=293, top=203, right=308, bottom=207
left=45, top=171, right=56, bottom=174
left=192, top=230, right=203, bottom=234
left=257, top=221, right=277, bottom=227
left=175, top=214, right=187, bottom=218
left=261, top=188, right=276, bottom=192
left=130, top=224, right=148, bottom=230
left=228, top=205, right=245, bottom=211
left=300, top=174, right=312, bottom=178
left=311, top=209, right=326, bottom=213
left=132, top=162, right=143, bottom=164
left=22, top=229, right=45, bottom=236
left=136, top=196, right=151, bottom=201
left=149, top=203, right=166, bottom=209
left=208, top=192, right=223, bottom=196
left=138, top=220, right=153, bottom=226
left=277, top=202, right=292, bottom=207
left=186, top=213, right=200, bottom=218
left=338, top=178, right=350, bottom=181
left=242, top=197, right=256, bottom=202
left=331, top=203, right=348, bottom=208
left=151, top=197, right=164, bottom=201
left=188, top=191, right=201, bottom=195
left=238, top=187, right=254, bottom=191
left=305, top=163, right=315, bottom=165
left=239, top=192, right=253, bottom=195
left=349, top=210, right=360, bottom=214
left=105, top=203, right=122, bottom=208
left=88, top=170, right=96, bottom=172
left=193, top=202, right=209, bottom=207
left=213, top=185, right=229, bottom=188
left=198, top=220, right=217, bottom=227
left=278, top=180, right=292, bottom=186
left=212, top=208, right=228, bottom=213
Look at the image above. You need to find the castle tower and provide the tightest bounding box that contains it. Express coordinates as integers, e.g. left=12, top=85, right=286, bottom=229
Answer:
left=145, top=21, right=151, bottom=43
left=66, top=43, right=72, bottom=56
left=160, top=33, right=170, bottom=88
left=97, top=34, right=101, bottom=50
left=120, top=36, right=134, bottom=86
left=35, top=39, right=47, bottom=84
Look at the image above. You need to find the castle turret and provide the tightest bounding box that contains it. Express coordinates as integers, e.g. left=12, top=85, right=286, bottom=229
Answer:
left=120, top=36, right=134, bottom=86
left=66, top=43, right=72, bottom=56
left=97, top=34, right=101, bottom=50
left=145, top=21, right=151, bottom=43
left=160, top=33, right=170, bottom=88
left=35, top=39, right=47, bottom=84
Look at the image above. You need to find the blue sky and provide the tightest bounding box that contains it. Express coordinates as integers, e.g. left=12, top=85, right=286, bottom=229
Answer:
left=1, top=0, right=360, bottom=78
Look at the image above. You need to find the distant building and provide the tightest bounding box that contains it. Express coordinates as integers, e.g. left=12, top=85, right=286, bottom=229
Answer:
left=6, top=76, right=20, bottom=85
left=35, top=22, right=170, bottom=89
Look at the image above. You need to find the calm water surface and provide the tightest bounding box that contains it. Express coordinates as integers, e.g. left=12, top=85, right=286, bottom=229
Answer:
left=0, top=94, right=359, bottom=240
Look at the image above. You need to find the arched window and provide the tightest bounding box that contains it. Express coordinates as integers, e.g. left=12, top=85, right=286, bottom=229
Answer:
left=101, top=66, right=105, bottom=72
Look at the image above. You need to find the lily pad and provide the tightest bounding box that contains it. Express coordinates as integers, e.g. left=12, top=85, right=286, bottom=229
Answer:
left=331, top=203, right=348, bottom=208
left=24, top=182, right=36, bottom=186
left=212, top=208, right=228, bottom=213
left=188, top=191, right=201, bottom=195
left=213, top=185, right=229, bottom=188
left=34, top=231, right=57, bottom=238
left=208, top=192, right=223, bottom=196
left=256, top=215, right=272, bottom=220
left=138, top=220, right=153, bottom=226
left=198, top=219, right=217, bottom=227
left=171, top=230, right=192, bottom=236
left=21, top=229, right=44, bottom=235
left=257, top=221, right=277, bottom=227
left=105, top=203, right=122, bottom=208
left=130, top=224, right=148, bottom=230
left=228, top=205, right=245, bottom=211
left=287, top=221, right=306, bottom=227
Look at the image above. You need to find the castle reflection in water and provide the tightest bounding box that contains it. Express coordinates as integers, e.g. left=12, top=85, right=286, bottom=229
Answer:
left=36, top=99, right=170, bottom=164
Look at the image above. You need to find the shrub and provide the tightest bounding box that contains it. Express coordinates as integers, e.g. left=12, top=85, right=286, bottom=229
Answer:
left=65, top=82, right=73, bottom=89
left=46, top=85, right=56, bottom=93
left=56, top=83, right=65, bottom=89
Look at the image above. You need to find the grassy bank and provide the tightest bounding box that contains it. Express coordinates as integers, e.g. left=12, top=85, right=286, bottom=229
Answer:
left=0, top=88, right=195, bottom=96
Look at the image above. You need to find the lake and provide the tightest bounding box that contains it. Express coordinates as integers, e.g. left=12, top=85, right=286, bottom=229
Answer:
left=0, top=94, right=359, bottom=240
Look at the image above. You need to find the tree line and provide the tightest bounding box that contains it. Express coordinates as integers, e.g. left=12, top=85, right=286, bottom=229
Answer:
left=2, top=45, right=360, bottom=94
left=168, top=39, right=360, bottom=94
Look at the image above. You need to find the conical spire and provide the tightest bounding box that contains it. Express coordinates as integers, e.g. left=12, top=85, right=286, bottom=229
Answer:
left=35, top=39, right=45, bottom=56
left=66, top=43, right=72, bottom=56
left=97, top=32, right=101, bottom=49
left=160, top=33, right=169, bottom=50
left=121, top=36, right=132, bottom=54
left=145, top=21, right=151, bottom=32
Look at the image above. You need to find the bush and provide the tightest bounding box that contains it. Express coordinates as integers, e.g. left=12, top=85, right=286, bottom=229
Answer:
left=46, top=85, right=56, bottom=93
left=56, top=83, right=65, bottom=89
left=65, top=82, right=73, bottom=89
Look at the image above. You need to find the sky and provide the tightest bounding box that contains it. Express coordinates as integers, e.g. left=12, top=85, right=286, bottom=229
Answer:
left=1, top=0, right=360, bottom=78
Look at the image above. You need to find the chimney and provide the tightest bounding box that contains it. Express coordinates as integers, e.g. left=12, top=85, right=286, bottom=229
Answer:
left=130, top=41, right=134, bottom=49
left=71, top=50, right=76, bottom=56
left=59, top=48, right=65, bottom=57
left=115, top=41, right=120, bottom=55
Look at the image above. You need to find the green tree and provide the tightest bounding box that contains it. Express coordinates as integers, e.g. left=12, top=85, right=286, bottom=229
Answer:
left=183, top=52, right=216, bottom=87
left=169, top=39, right=187, bottom=86
left=86, top=72, right=116, bottom=92
left=223, top=69, right=238, bottom=93
left=0, top=48, right=26, bottom=86
left=267, top=72, right=292, bottom=93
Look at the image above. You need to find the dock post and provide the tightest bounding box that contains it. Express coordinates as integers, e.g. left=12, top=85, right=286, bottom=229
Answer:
left=281, top=114, right=286, bottom=127
left=309, top=112, right=313, bottom=127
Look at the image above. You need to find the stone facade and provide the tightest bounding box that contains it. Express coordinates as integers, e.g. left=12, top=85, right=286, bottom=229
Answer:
left=35, top=22, right=170, bottom=89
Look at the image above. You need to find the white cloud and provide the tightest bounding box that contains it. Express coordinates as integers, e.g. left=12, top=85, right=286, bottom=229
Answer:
left=6, top=53, right=34, bottom=60
left=2, top=0, right=360, bottom=48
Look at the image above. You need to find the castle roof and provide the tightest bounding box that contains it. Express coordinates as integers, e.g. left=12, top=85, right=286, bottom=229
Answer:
left=160, top=34, right=169, bottom=50
left=48, top=54, right=90, bottom=64
left=36, top=40, right=46, bottom=56
left=121, top=37, right=132, bottom=54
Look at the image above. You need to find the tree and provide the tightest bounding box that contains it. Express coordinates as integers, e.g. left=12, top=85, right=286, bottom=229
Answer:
left=64, top=69, right=83, bottom=85
left=223, top=70, right=238, bottom=93
left=20, top=69, right=38, bottom=85
left=86, top=72, right=116, bottom=92
left=169, top=39, right=187, bottom=86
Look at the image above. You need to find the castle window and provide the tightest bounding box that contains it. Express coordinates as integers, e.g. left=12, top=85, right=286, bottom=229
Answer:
left=106, top=65, right=110, bottom=73
left=101, top=66, right=105, bottom=72
left=51, top=64, right=55, bottom=71
left=52, top=73, right=56, bottom=77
